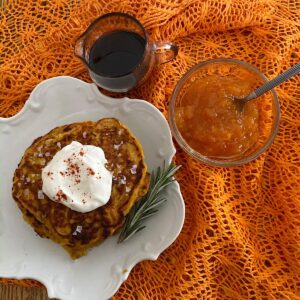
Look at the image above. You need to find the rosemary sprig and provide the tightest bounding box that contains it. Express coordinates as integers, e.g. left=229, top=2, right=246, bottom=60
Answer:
left=118, top=162, right=181, bottom=243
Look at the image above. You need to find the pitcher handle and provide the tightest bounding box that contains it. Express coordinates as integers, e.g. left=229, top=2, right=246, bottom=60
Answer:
left=153, top=42, right=178, bottom=65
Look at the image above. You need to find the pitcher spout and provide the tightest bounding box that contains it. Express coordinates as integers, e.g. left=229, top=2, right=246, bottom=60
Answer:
left=74, top=36, right=85, bottom=61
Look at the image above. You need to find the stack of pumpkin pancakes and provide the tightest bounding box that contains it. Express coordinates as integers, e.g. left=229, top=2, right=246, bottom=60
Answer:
left=12, top=118, right=149, bottom=259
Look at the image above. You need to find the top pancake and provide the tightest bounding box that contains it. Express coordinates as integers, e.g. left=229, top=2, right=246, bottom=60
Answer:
left=12, top=118, right=149, bottom=259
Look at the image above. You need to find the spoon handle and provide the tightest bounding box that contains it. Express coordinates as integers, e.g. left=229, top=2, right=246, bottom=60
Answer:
left=247, top=62, right=300, bottom=101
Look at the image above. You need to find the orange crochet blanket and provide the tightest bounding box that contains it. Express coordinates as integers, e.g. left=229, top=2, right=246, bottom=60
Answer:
left=1, top=0, right=300, bottom=299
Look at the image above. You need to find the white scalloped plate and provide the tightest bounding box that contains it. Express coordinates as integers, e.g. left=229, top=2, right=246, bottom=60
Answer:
left=0, top=76, right=185, bottom=300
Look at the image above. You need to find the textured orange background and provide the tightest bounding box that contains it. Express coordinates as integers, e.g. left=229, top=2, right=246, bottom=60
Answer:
left=1, top=0, right=300, bottom=299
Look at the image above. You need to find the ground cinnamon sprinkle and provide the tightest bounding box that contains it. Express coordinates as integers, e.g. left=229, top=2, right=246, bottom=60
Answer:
left=79, top=149, right=85, bottom=156
left=63, top=154, right=82, bottom=183
left=47, top=171, right=54, bottom=180
left=55, top=189, right=67, bottom=202
left=87, top=167, right=95, bottom=176
left=1, top=0, right=299, bottom=299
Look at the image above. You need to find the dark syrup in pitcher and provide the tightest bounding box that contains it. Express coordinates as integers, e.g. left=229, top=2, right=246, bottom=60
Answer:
left=88, top=30, right=146, bottom=91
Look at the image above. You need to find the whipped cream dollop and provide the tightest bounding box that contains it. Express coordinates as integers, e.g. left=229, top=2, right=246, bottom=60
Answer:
left=42, top=141, right=112, bottom=213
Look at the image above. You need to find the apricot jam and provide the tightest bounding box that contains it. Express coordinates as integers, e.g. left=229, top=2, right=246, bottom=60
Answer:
left=175, top=74, right=259, bottom=158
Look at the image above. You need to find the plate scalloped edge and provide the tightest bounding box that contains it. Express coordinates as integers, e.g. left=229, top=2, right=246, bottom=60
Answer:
left=0, top=76, right=185, bottom=300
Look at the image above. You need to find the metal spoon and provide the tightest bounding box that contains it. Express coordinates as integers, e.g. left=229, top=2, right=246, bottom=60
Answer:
left=233, top=62, right=300, bottom=112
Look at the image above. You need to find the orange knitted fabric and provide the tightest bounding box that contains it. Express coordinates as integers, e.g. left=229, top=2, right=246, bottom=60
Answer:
left=1, top=0, right=300, bottom=299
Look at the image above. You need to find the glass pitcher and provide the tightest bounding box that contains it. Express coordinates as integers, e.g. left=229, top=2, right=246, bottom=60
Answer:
left=75, top=12, right=178, bottom=92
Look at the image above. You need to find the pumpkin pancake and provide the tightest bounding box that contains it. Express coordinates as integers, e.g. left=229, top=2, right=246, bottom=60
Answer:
left=12, top=118, right=149, bottom=259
